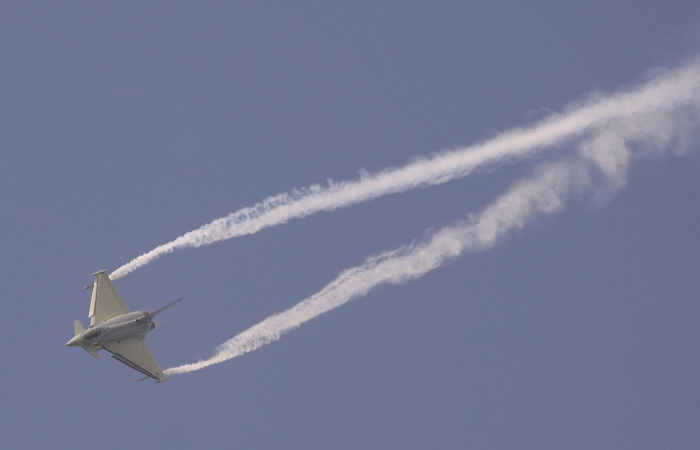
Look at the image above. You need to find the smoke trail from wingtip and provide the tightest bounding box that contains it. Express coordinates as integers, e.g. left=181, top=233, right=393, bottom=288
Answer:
left=160, top=158, right=610, bottom=375
left=164, top=91, right=700, bottom=375
left=110, top=60, right=700, bottom=280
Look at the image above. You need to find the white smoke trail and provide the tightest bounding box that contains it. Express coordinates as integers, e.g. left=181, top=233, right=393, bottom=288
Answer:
left=111, top=60, right=700, bottom=280
left=165, top=95, right=699, bottom=375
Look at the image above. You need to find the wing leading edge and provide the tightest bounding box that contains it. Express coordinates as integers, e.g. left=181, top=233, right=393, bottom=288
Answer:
left=89, top=270, right=129, bottom=326
left=102, top=337, right=168, bottom=382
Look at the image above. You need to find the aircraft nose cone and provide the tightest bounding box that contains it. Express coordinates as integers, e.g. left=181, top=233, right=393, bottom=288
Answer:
left=66, top=335, right=83, bottom=347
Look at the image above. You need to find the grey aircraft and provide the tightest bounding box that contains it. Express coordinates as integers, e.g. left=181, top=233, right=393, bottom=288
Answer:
left=66, top=270, right=182, bottom=383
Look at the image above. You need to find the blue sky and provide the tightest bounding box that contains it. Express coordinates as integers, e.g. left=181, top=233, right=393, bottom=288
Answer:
left=2, top=2, right=700, bottom=449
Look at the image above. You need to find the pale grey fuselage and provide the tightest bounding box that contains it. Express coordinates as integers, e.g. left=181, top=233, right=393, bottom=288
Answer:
left=67, top=271, right=180, bottom=382
left=82, top=311, right=155, bottom=348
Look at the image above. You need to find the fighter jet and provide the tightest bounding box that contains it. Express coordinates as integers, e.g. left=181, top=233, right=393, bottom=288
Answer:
left=66, top=270, right=182, bottom=383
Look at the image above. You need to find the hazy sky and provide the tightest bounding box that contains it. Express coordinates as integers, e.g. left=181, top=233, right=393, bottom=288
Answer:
left=2, top=3, right=700, bottom=449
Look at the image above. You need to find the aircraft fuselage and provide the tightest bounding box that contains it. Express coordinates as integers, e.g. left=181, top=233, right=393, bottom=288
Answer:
left=67, top=271, right=180, bottom=382
left=67, top=311, right=155, bottom=348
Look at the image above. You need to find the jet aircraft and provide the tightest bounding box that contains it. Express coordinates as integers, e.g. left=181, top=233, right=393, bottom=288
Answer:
left=66, top=270, right=181, bottom=383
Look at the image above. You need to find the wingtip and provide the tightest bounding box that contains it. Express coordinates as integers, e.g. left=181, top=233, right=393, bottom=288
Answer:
left=137, top=375, right=170, bottom=383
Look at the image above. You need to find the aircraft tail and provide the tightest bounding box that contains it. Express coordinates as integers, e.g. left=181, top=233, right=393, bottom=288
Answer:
left=149, top=298, right=184, bottom=319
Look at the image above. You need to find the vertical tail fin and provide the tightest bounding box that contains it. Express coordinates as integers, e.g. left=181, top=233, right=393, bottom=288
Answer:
left=148, top=298, right=184, bottom=319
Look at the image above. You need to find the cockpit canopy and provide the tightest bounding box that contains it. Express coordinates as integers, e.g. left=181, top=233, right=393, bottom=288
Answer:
left=83, top=327, right=107, bottom=341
